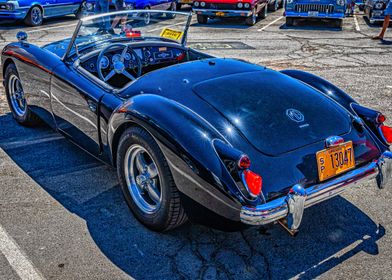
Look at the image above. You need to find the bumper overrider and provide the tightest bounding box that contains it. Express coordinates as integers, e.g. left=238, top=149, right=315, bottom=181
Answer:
left=240, top=151, right=392, bottom=235
left=193, top=8, right=253, bottom=17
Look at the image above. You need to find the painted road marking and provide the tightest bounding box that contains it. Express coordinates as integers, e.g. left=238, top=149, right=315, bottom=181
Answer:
left=27, top=23, right=78, bottom=34
left=353, top=15, right=360, bottom=32
left=258, top=16, right=284, bottom=31
left=0, top=224, right=45, bottom=280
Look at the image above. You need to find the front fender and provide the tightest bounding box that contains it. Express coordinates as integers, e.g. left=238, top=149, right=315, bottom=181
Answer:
left=108, top=94, right=243, bottom=221
left=281, top=69, right=356, bottom=113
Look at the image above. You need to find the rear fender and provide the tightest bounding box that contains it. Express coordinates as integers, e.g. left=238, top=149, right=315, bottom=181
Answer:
left=281, top=69, right=356, bottom=112
left=108, top=94, right=243, bottom=221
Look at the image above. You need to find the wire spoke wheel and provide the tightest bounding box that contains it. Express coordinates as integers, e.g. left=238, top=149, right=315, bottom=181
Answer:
left=124, top=144, right=162, bottom=214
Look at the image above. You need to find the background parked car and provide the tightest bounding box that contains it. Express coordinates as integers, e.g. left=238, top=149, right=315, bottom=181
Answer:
left=0, top=0, right=85, bottom=26
left=192, top=0, right=269, bottom=26
left=363, top=0, right=391, bottom=24
left=177, top=0, right=193, bottom=10
left=86, top=0, right=177, bottom=12
left=284, top=0, right=346, bottom=28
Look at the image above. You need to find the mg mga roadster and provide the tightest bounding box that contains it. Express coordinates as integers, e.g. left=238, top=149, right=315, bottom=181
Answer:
left=192, top=0, right=271, bottom=25
left=2, top=10, right=391, bottom=234
left=0, top=0, right=85, bottom=26
left=285, top=0, right=346, bottom=27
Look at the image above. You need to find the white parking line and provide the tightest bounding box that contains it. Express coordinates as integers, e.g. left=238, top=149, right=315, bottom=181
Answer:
left=27, top=23, right=78, bottom=34
left=0, top=224, right=45, bottom=280
left=353, top=14, right=361, bottom=32
left=258, top=16, right=284, bottom=31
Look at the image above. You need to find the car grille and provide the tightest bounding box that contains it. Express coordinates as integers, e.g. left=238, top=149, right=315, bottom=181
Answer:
left=204, top=3, right=237, bottom=10
left=294, top=4, right=335, bottom=13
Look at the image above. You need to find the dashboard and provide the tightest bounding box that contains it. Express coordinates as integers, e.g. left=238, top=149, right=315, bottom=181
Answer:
left=81, top=45, right=187, bottom=74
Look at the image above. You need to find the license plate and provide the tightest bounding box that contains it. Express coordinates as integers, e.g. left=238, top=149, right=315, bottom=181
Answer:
left=308, top=11, right=319, bottom=17
left=216, top=12, right=225, bottom=16
left=316, top=141, right=355, bottom=182
left=181, top=0, right=193, bottom=3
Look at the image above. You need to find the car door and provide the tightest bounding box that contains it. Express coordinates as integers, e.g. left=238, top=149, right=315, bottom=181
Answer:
left=50, top=0, right=80, bottom=17
left=50, top=63, right=107, bottom=156
left=40, top=0, right=58, bottom=17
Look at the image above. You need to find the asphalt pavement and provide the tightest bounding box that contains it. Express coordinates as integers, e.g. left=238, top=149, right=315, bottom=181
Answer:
left=0, top=7, right=392, bottom=280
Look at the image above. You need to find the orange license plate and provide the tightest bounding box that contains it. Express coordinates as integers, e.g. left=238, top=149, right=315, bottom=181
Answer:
left=316, top=141, right=355, bottom=182
left=216, top=12, right=225, bottom=16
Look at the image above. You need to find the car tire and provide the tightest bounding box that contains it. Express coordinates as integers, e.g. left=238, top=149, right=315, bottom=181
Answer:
left=245, top=8, right=258, bottom=25
left=166, top=1, right=177, bottom=19
left=117, top=126, right=188, bottom=231
left=259, top=5, right=267, bottom=19
left=286, top=17, right=294, bottom=26
left=24, top=6, right=43, bottom=26
left=197, top=14, right=208, bottom=24
left=269, top=0, right=279, bottom=11
left=4, top=63, right=41, bottom=126
left=143, top=7, right=151, bottom=25
left=176, top=3, right=182, bottom=10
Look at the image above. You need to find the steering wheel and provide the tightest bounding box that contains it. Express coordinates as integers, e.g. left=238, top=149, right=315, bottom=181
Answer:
left=97, top=43, right=143, bottom=83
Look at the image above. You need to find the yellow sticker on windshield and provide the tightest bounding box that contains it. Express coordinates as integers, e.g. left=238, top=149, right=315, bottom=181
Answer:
left=160, top=28, right=184, bottom=41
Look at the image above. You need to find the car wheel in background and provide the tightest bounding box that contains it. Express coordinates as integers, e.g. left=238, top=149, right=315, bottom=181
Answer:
left=197, top=14, right=208, bottom=24
left=259, top=5, right=267, bottom=19
left=245, top=8, right=258, bottom=25
left=143, top=7, right=151, bottom=25
left=269, top=0, right=279, bottom=11
left=4, top=64, right=41, bottom=126
left=176, top=3, right=182, bottom=10
left=166, top=1, right=177, bottom=19
left=117, top=126, right=188, bottom=231
left=24, top=6, right=43, bottom=26
left=286, top=17, right=294, bottom=26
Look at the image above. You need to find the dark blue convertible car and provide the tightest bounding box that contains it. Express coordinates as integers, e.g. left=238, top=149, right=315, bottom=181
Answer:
left=0, top=0, right=85, bottom=26
left=2, top=10, right=391, bottom=234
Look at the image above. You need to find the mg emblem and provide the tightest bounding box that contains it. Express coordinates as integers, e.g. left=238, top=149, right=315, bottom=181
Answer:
left=286, top=109, right=305, bottom=123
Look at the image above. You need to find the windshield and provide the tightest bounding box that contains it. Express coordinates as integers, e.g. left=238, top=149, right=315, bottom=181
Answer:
left=66, top=10, right=192, bottom=59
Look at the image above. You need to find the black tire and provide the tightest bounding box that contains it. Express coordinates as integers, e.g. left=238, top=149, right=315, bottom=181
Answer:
left=4, top=63, right=41, bottom=126
left=117, top=126, right=187, bottom=231
left=245, top=8, right=257, bottom=25
left=259, top=5, right=267, bottom=19
left=166, top=2, right=177, bottom=19
left=143, top=7, right=151, bottom=25
left=333, top=19, right=343, bottom=28
left=24, top=6, right=43, bottom=26
left=176, top=3, right=182, bottom=10
left=197, top=14, right=208, bottom=24
left=269, top=0, right=279, bottom=11
left=286, top=17, right=294, bottom=26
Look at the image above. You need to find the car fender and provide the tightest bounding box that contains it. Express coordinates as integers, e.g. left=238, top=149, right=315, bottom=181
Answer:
left=281, top=69, right=356, bottom=112
left=108, top=94, right=243, bottom=221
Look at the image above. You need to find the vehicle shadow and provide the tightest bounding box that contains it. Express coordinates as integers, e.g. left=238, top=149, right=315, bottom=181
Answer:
left=0, top=112, right=385, bottom=280
left=191, top=17, right=255, bottom=29
left=280, top=18, right=343, bottom=31
left=0, top=15, right=78, bottom=31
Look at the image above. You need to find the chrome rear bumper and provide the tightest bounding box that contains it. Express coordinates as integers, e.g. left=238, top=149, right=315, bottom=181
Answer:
left=240, top=151, right=392, bottom=232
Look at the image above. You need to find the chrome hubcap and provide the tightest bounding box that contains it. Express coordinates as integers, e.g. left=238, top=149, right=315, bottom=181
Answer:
left=124, top=145, right=161, bottom=214
left=8, top=74, right=26, bottom=117
left=32, top=7, right=42, bottom=25
left=144, top=12, right=150, bottom=25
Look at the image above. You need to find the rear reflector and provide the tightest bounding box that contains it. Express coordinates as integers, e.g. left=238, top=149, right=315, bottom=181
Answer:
left=243, top=170, right=262, bottom=197
left=377, top=113, right=386, bottom=124
left=381, top=125, right=392, bottom=144
left=238, top=155, right=251, bottom=169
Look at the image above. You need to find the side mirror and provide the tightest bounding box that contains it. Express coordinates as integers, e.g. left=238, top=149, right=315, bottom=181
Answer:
left=16, top=31, right=28, bottom=43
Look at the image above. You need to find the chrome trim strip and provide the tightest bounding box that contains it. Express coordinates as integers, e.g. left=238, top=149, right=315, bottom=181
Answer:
left=193, top=8, right=252, bottom=15
left=240, top=151, right=392, bottom=226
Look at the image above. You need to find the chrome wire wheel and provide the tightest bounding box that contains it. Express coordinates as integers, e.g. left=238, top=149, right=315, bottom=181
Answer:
left=31, top=7, right=42, bottom=25
left=8, top=74, right=26, bottom=117
left=124, top=144, right=162, bottom=214
left=144, top=9, right=151, bottom=25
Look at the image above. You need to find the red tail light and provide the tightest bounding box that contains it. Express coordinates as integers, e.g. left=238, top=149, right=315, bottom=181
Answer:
left=381, top=125, right=392, bottom=144
left=238, top=155, right=251, bottom=169
left=243, top=170, right=262, bottom=197
left=377, top=113, right=386, bottom=124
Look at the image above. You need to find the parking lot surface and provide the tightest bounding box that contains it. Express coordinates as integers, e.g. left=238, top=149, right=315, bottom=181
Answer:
left=0, top=8, right=392, bottom=280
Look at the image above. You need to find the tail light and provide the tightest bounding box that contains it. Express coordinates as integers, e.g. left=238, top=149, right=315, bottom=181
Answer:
left=243, top=170, right=262, bottom=197
left=377, top=113, right=386, bottom=124
left=381, top=125, right=392, bottom=144
left=238, top=154, right=251, bottom=169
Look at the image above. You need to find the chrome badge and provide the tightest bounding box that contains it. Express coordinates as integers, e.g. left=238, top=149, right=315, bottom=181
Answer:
left=286, top=108, right=305, bottom=123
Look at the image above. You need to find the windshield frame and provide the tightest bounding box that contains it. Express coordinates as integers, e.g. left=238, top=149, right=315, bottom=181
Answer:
left=62, top=10, right=193, bottom=61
